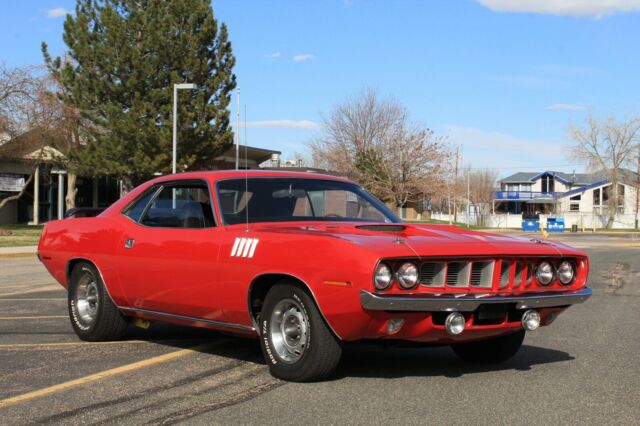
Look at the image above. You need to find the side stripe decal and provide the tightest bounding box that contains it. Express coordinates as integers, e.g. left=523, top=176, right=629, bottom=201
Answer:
left=230, top=237, right=259, bottom=258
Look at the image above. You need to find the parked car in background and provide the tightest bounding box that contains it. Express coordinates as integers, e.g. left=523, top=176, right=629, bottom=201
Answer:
left=38, top=170, right=592, bottom=381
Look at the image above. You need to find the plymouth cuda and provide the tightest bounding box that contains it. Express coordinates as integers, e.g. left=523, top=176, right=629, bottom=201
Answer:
left=38, top=170, right=591, bottom=381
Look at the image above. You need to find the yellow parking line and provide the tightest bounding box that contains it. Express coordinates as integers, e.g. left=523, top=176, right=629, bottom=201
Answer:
left=0, top=316, right=67, bottom=320
left=0, top=343, right=210, bottom=408
left=0, top=298, right=66, bottom=301
left=0, top=339, right=210, bottom=349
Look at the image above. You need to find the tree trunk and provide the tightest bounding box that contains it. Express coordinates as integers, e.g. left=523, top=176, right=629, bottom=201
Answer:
left=0, top=172, right=35, bottom=211
left=65, top=172, right=78, bottom=210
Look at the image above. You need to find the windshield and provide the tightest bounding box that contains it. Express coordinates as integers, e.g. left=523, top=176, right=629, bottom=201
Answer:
left=216, top=178, right=400, bottom=225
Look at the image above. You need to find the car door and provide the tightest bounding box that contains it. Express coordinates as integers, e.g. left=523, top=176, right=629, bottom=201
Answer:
left=116, top=179, right=223, bottom=320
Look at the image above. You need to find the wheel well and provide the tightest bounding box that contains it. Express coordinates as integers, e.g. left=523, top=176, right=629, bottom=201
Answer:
left=248, top=274, right=314, bottom=328
left=66, top=258, right=92, bottom=283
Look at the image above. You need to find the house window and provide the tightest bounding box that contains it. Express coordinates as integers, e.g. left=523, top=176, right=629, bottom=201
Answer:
left=520, top=184, right=532, bottom=191
left=569, top=194, right=581, bottom=212
left=541, top=176, right=555, bottom=193
left=593, top=188, right=602, bottom=214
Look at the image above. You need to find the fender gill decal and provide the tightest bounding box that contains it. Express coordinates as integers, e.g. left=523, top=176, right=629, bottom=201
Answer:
left=230, top=237, right=259, bottom=258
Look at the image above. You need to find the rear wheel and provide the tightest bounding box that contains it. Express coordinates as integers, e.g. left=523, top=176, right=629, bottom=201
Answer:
left=259, top=283, right=342, bottom=382
left=451, top=330, right=525, bottom=363
left=68, top=262, right=127, bottom=341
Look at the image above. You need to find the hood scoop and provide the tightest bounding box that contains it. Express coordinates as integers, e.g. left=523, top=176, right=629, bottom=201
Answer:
left=356, top=224, right=407, bottom=233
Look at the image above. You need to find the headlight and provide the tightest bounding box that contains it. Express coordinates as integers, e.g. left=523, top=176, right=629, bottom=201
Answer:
left=557, top=261, right=575, bottom=285
left=374, top=263, right=393, bottom=290
left=535, top=261, right=554, bottom=286
left=397, top=262, right=419, bottom=289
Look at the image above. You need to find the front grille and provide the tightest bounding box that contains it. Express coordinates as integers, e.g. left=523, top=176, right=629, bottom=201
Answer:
left=420, top=262, right=446, bottom=287
left=499, top=261, right=511, bottom=288
left=421, top=260, right=492, bottom=288
left=413, top=257, right=576, bottom=291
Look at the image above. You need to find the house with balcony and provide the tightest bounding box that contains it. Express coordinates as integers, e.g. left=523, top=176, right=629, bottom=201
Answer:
left=493, top=170, right=638, bottom=220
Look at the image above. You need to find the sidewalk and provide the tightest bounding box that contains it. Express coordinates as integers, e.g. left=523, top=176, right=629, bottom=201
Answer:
left=0, top=246, right=38, bottom=258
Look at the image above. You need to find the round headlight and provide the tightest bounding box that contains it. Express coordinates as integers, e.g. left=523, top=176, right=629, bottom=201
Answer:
left=374, top=263, right=393, bottom=290
left=535, top=261, right=554, bottom=286
left=557, top=261, right=575, bottom=285
left=397, top=262, right=419, bottom=289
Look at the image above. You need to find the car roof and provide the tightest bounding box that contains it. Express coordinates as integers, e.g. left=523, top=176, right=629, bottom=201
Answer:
left=147, top=169, right=352, bottom=185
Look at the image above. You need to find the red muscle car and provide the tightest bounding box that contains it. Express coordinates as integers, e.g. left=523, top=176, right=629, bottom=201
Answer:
left=38, top=170, right=591, bottom=381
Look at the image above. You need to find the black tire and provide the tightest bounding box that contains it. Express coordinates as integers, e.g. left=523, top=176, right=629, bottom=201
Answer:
left=260, top=283, right=342, bottom=382
left=68, top=262, right=127, bottom=341
left=451, top=330, right=525, bottom=363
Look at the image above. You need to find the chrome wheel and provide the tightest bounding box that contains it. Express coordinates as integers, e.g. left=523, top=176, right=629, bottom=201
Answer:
left=269, top=298, right=309, bottom=363
left=75, top=273, right=99, bottom=325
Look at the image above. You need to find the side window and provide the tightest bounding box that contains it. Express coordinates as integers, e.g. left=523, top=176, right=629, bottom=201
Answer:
left=140, top=183, right=215, bottom=228
left=123, top=186, right=159, bottom=222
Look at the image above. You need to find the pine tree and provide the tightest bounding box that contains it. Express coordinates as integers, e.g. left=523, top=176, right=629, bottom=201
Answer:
left=42, top=0, right=236, bottom=186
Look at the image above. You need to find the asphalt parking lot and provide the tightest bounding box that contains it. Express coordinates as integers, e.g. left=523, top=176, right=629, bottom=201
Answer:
left=0, top=233, right=639, bottom=425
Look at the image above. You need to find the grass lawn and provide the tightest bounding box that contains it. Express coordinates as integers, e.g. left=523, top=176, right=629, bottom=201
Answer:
left=407, top=218, right=490, bottom=231
left=0, top=224, right=43, bottom=247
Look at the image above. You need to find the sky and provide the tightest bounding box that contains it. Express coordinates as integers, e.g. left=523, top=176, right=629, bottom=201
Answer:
left=1, top=0, right=640, bottom=178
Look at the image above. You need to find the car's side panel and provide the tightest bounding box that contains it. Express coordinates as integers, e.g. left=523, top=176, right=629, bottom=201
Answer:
left=216, top=225, right=396, bottom=340
left=38, top=216, right=127, bottom=305
left=113, top=215, right=223, bottom=319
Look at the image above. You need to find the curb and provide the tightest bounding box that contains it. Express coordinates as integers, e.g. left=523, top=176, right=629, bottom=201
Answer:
left=0, top=252, right=37, bottom=259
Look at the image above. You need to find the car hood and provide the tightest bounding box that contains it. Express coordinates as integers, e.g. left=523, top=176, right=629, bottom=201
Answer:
left=249, top=222, right=583, bottom=258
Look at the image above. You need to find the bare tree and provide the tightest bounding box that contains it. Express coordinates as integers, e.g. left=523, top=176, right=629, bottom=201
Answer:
left=468, top=168, right=498, bottom=226
left=570, top=114, right=640, bottom=228
left=311, top=89, right=450, bottom=211
left=0, top=63, right=43, bottom=137
left=0, top=64, right=58, bottom=212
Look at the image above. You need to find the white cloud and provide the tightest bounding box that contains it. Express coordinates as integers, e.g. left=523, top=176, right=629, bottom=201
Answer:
left=444, top=125, right=578, bottom=173
left=477, top=0, right=640, bottom=18
left=293, top=54, right=316, bottom=62
left=242, top=120, right=321, bottom=129
left=47, top=7, right=69, bottom=18
left=546, top=103, right=587, bottom=110
left=264, top=52, right=281, bottom=60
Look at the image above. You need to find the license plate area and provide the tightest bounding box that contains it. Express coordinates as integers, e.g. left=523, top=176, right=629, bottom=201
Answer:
left=474, top=303, right=510, bottom=325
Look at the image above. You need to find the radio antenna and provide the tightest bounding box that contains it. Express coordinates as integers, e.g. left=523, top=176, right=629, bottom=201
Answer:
left=244, top=103, right=249, bottom=232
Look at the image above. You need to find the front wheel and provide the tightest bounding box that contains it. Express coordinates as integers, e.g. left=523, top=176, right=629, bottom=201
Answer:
left=68, top=262, right=127, bottom=341
left=451, top=330, right=525, bottom=363
left=260, top=283, right=342, bottom=382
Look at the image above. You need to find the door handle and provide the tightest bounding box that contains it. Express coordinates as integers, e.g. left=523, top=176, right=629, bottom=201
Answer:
left=124, top=239, right=135, bottom=249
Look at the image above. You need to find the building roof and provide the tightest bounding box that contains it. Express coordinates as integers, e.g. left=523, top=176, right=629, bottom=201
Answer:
left=500, top=171, right=605, bottom=185
left=219, top=145, right=280, bottom=165
left=0, top=127, right=67, bottom=162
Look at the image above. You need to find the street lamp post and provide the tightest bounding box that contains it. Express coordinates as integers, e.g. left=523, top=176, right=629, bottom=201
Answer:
left=172, top=83, right=196, bottom=174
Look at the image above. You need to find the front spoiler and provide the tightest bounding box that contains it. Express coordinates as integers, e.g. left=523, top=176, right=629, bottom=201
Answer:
left=360, top=287, right=592, bottom=312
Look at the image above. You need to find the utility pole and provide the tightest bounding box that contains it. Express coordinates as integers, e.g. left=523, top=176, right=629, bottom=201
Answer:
left=235, top=87, right=240, bottom=170
left=172, top=83, right=196, bottom=174
left=636, top=144, right=639, bottom=229
left=467, top=168, right=470, bottom=228
left=453, top=146, right=459, bottom=223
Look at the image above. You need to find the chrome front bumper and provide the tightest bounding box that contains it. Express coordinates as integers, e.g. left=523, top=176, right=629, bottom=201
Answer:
left=360, top=287, right=593, bottom=312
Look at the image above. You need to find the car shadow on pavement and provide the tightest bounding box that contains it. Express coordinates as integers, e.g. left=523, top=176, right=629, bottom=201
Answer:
left=333, top=343, right=574, bottom=380
left=76, top=324, right=574, bottom=380
left=125, top=323, right=265, bottom=365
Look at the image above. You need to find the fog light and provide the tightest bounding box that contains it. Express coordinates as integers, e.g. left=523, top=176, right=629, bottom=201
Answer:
left=521, top=309, right=541, bottom=331
left=445, top=312, right=465, bottom=335
left=386, top=318, right=404, bottom=335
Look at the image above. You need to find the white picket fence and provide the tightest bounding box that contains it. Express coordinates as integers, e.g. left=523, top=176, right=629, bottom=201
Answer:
left=430, top=212, right=639, bottom=230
